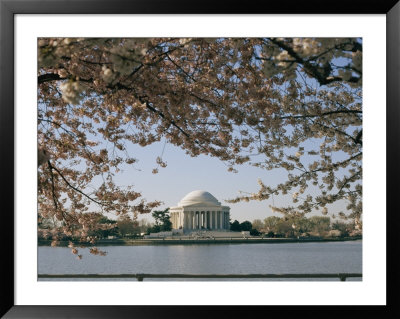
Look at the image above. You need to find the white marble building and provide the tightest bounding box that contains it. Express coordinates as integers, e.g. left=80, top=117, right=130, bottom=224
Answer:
left=169, top=190, right=230, bottom=232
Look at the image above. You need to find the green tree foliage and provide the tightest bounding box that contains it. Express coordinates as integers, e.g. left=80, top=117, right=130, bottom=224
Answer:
left=230, top=220, right=258, bottom=234
left=149, top=208, right=172, bottom=232
left=240, top=221, right=253, bottom=231
left=250, top=228, right=261, bottom=236
left=89, top=215, right=118, bottom=238
left=230, top=220, right=241, bottom=231
left=98, top=216, right=117, bottom=225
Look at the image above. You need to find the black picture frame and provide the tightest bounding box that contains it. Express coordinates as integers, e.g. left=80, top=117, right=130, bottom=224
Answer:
left=1, top=0, right=399, bottom=317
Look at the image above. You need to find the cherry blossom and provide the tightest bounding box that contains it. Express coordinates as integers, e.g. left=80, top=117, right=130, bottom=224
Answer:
left=38, top=37, right=363, bottom=255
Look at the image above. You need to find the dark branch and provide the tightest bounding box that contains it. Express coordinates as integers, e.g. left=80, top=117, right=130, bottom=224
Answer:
left=354, top=130, right=362, bottom=145
left=269, top=38, right=361, bottom=86
left=47, top=161, right=59, bottom=210
left=47, top=161, right=104, bottom=206
left=278, top=109, right=362, bottom=120
left=38, top=73, right=64, bottom=84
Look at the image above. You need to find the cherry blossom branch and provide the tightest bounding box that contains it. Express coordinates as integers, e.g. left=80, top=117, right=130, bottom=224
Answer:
left=268, top=38, right=361, bottom=85
left=38, top=73, right=64, bottom=84
left=47, top=160, right=104, bottom=206
left=278, top=109, right=362, bottom=120
left=47, top=160, right=59, bottom=210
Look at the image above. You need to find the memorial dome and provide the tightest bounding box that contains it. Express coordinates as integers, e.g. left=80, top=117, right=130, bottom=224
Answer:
left=178, top=190, right=221, bottom=207
left=170, top=190, right=230, bottom=231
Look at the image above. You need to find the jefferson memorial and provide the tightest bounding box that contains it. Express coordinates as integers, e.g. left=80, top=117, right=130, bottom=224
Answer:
left=170, top=190, right=230, bottom=232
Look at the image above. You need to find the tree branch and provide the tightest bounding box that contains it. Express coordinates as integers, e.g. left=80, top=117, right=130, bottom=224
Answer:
left=47, top=161, right=104, bottom=207
left=269, top=38, right=361, bottom=86
left=38, top=73, right=64, bottom=84
left=47, top=161, right=59, bottom=210
left=278, top=109, right=362, bottom=120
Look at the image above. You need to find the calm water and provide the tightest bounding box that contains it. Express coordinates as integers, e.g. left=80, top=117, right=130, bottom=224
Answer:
left=38, top=241, right=362, bottom=281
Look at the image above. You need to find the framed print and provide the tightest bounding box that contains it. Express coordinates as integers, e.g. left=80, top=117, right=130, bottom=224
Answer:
left=1, top=0, right=399, bottom=318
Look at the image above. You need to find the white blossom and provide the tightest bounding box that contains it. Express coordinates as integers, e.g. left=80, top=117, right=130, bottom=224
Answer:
left=59, top=81, right=84, bottom=105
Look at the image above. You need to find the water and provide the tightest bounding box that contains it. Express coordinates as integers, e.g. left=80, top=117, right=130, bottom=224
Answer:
left=38, top=241, right=362, bottom=281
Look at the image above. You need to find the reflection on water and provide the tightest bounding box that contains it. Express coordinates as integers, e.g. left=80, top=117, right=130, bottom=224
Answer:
left=38, top=241, right=362, bottom=281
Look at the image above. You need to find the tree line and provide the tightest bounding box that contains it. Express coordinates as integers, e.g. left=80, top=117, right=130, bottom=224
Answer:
left=38, top=214, right=155, bottom=242
left=38, top=209, right=174, bottom=243
left=245, top=216, right=361, bottom=238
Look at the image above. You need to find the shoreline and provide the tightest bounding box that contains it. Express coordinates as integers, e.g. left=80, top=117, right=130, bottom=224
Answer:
left=38, top=236, right=362, bottom=247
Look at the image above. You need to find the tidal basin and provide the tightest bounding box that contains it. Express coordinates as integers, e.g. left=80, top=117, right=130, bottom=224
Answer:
left=38, top=240, right=362, bottom=281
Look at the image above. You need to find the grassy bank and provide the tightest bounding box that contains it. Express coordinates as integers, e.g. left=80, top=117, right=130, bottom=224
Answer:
left=38, top=236, right=362, bottom=247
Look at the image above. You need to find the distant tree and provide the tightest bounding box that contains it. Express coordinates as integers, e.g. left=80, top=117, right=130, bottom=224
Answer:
left=265, top=231, right=275, bottom=238
left=250, top=228, right=261, bottom=236
left=240, top=221, right=253, bottom=231
left=147, top=224, right=160, bottom=235
left=251, top=219, right=264, bottom=231
left=162, top=220, right=172, bottom=231
left=89, top=215, right=118, bottom=238
left=138, top=219, right=153, bottom=234
left=331, top=220, right=351, bottom=237
left=98, top=216, right=117, bottom=225
left=38, top=214, right=56, bottom=230
left=275, top=219, right=294, bottom=237
left=230, top=220, right=241, bottom=232
left=309, top=216, right=331, bottom=234
left=295, top=217, right=313, bottom=234
left=264, top=216, right=281, bottom=233
left=150, top=208, right=172, bottom=232
left=116, top=217, right=136, bottom=237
